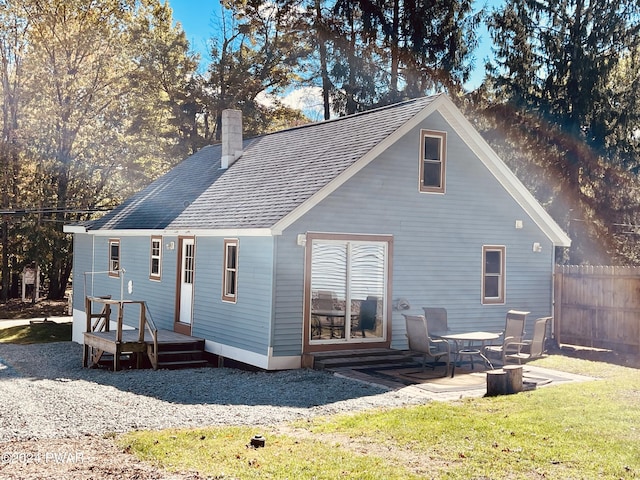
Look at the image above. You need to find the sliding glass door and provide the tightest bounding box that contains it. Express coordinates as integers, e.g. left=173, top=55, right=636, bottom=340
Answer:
left=308, top=236, right=388, bottom=344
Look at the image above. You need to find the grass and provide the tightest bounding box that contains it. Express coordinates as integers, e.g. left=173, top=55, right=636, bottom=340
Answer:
left=0, top=321, right=72, bottom=344
left=119, top=355, right=640, bottom=479
left=120, top=426, right=421, bottom=479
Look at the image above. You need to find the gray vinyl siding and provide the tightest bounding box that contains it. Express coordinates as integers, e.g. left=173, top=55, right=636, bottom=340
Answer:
left=272, top=234, right=305, bottom=356
left=191, top=236, right=274, bottom=356
left=274, top=111, right=555, bottom=353
left=71, top=233, right=95, bottom=311
left=77, top=235, right=179, bottom=330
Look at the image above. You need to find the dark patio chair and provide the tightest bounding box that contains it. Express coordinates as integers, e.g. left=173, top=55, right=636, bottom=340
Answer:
left=403, top=314, right=450, bottom=376
left=359, top=297, right=378, bottom=337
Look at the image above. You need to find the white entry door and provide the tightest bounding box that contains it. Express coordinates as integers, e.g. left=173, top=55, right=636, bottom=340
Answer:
left=176, top=238, right=195, bottom=332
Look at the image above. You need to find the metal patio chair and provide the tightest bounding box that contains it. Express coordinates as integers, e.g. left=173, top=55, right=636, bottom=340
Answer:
left=422, top=307, right=451, bottom=337
left=483, top=310, right=529, bottom=366
left=403, top=314, right=450, bottom=376
left=504, top=317, right=552, bottom=364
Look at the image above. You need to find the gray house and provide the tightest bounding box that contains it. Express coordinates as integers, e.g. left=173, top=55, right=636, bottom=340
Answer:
left=64, top=94, right=571, bottom=370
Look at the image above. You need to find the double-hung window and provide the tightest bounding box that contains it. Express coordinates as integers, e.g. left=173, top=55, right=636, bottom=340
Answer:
left=420, top=130, right=446, bottom=193
left=222, top=239, right=238, bottom=303
left=150, top=236, right=162, bottom=280
left=482, top=246, right=505, bottom=304
left=108, top=239, right=120, bottom=277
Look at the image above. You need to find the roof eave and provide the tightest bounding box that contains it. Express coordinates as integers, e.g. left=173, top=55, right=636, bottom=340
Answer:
left=80, top=227, right=275, bottom=237
left=272, top=95, right=445, bottom=234
left=436, top=97, right=572, bottom=248
left=273, top=94, right=571, bottom=248
left=63, top=224, right=87, bottom=234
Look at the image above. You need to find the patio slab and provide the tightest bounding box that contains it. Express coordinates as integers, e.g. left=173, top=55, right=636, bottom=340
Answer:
left=331, top=362, right=594, bottom=401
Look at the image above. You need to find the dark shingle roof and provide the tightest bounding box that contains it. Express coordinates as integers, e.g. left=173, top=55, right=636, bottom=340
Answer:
left=89, top=95, right=438, bottom=231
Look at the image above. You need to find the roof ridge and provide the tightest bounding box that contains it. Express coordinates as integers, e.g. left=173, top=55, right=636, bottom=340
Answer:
left=257, top=94, right=442, bottom=137
left=192, top=95, right=442, bottom=147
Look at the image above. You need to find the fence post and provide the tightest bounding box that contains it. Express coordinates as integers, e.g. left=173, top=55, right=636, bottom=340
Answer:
left=553, top=265, right=563, bottom=347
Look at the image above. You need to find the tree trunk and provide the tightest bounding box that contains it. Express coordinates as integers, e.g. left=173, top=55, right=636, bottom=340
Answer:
left=315, top=0, right=331, bottom=120
left=345, top=18, right=357, bottom=115
left=389, top=0, right=400, bottom=97
left=1, top=217, right=8, bottom=302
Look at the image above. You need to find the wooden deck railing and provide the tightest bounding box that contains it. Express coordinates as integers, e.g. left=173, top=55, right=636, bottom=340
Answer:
left=84, top=296, right=159, bottom=370
left=141, top=301, right=159, bottom=370
left=85, top=295, right=112, bottom=334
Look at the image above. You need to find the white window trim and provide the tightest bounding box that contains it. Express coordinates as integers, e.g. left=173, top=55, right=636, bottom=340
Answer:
left=150, top=236, right=162, bottom=280
left=222, top=239, right=238, bottom=303
left=108, top=239, right=120, bottom=278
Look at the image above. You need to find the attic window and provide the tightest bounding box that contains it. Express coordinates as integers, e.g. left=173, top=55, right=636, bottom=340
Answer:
left=108, top=239, right=120, bottom=278
left=420, top=130, right=446, bottom=193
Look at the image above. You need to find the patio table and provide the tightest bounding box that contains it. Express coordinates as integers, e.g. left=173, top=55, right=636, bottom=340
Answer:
left=311, top=310, right=347, bottom=338
left=439, top=331, right=500, bottom=377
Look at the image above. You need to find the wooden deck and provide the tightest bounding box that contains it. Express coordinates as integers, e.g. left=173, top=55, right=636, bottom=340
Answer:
left=85, top=328, right=199, bottom=347
left=83, top=329, right=207, bottom=371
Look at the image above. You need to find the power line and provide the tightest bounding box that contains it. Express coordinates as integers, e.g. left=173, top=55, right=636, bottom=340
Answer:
left=0, top=207, right=113, bottom=215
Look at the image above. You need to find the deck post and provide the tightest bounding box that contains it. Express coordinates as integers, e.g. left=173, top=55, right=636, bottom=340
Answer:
left=114, top=302, right=124, bottom=371
left=83, top=297, right=91, bottom=367
left=138, top=303, right=146, bottom=342
left=136, top=303, right=146, bottom=368
left=104, top=303, right=111, bottom=332
left=115, top=302, right=124, bottom=343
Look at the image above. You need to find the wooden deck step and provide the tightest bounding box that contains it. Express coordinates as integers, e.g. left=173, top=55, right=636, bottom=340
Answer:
left=156, top=359, right=210, bottom=369
left=156, top=346, right=209, bottom=369
left=312, top=349, right=414, bottom=370
left=84, top=329, right=209, bottom=370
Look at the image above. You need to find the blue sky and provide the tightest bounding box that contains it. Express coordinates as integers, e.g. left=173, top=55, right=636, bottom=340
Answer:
left=167, top=0, right=499, bottom=91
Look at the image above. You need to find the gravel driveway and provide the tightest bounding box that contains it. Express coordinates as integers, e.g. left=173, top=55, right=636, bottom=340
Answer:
left=0, top=342, right=429, bottom=442
left=0, top=341, right=593, bottom=479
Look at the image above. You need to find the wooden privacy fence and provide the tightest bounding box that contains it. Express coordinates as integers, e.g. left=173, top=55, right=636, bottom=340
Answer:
left=554, top=265, right=640, bottom=353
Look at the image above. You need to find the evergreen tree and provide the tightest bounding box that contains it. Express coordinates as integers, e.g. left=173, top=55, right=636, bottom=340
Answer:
left=488, top=0, right=640, bottom=166
left=482, top=0, right=640, bottom=264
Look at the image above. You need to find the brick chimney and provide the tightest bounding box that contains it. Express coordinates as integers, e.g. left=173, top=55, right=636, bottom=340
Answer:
left=221, top=109, right=243, bottom=169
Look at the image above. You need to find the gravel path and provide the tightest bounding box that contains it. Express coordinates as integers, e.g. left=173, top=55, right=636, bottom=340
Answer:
left=0, top=342, right=429, bottom=442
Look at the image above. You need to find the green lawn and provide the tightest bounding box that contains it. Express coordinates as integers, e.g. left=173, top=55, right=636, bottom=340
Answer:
left=120, top=356, right=640, bottom=479
left=0, top=321, right=72, bottom=344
